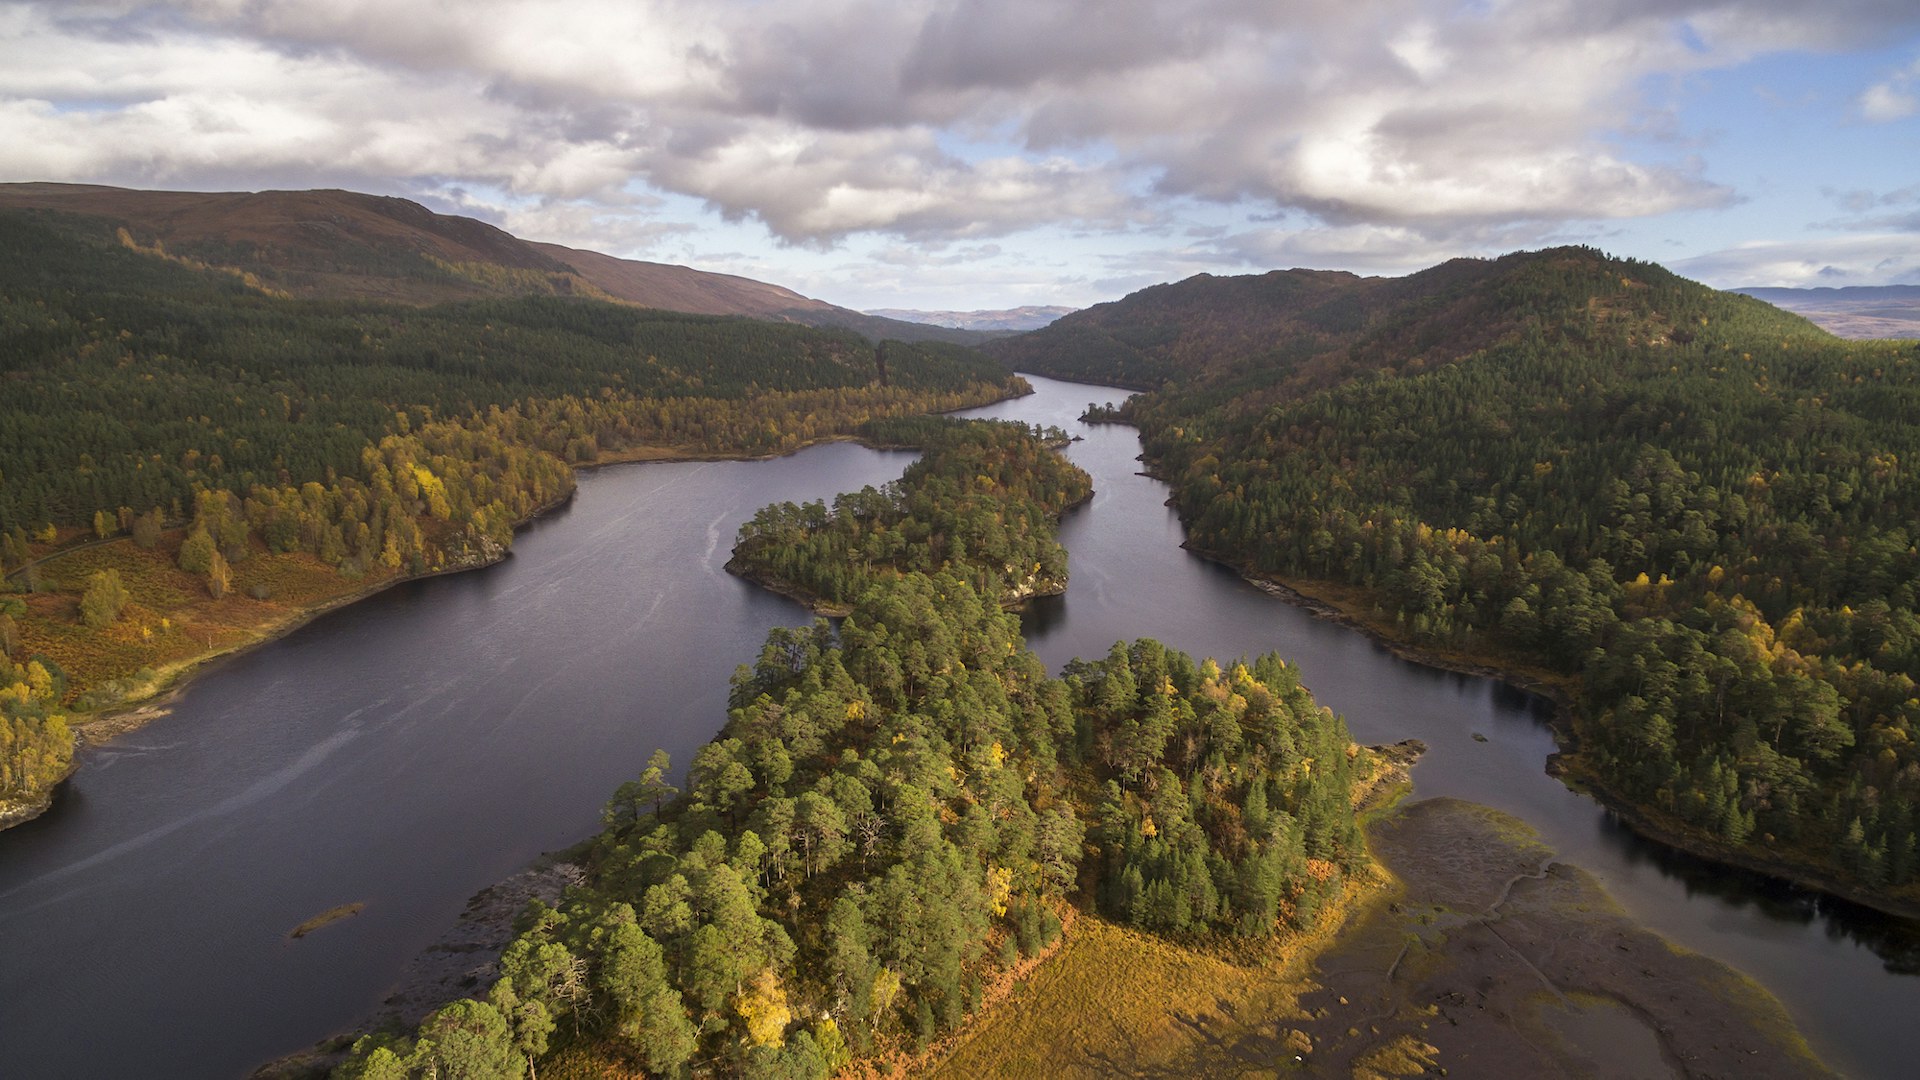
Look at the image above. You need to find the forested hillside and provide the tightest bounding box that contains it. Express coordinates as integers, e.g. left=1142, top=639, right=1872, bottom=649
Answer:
left=0, top=205, right=1020, bottom=824
left=329, top=420, right=1365, bottom=1079
left=1005, top=246, right=1920, bottom=911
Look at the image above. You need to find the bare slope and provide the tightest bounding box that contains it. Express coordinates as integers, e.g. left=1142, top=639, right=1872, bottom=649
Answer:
left=528, top=239, right=833, bottom=317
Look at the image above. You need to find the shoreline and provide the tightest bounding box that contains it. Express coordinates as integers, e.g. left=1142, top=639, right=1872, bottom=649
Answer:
left=1183, top=541, right=1920, bottom=923
left=252, top=853, right=587, bottom=1080
left=0, top=779, right=65, bottom=830
left=61, top=381, right=1034, bottom=738
left=915, top=792, right=1839, bottom=1080
left=70, top=485, right=578, bottom=746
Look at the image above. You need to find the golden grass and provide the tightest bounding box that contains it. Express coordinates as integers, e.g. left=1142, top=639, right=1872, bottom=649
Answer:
left=917, top=884, right=1374, bottom=1080
left=12, top=532, right=403, bottom=718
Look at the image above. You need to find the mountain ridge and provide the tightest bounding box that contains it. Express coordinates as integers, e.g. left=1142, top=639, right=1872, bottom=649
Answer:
left=0, top=182, right=989, bottom=344
left=986, top=246, right=1821, bottom=397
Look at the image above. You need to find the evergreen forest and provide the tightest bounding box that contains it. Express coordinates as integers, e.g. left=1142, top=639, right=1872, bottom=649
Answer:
left=728, top=417, right=1091, bottom=611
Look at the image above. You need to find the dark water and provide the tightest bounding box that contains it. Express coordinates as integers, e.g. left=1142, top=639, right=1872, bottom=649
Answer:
left=0, top=375, right=1912, bottom=1078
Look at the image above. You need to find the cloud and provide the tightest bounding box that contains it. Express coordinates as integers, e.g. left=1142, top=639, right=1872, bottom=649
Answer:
left=1813, top=182, right=1920, bottom=231
left=1670, top=234, right=1920, bottom=287
left=871, top=242, right=1006, bottom=268
left=1859, top=55, right=1920, bottom=120
left=3, top=0, right=1919, bottom=257
left=488, top=199, right=698, bottom=259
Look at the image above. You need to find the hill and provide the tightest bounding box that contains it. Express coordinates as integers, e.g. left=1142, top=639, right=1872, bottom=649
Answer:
left=534, top=241, right=991, bottom=345
left=1732, top=284, right=1920, bottom=340
left=997, top=245, right=1920, bottom=916
left=987, top=248, right=1822, bottom=395
left=0, top=182, right=985, bottom=343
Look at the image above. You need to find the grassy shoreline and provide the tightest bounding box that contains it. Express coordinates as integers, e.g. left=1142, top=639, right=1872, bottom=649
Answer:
left=1298, top=797, right=1836, bottom=1079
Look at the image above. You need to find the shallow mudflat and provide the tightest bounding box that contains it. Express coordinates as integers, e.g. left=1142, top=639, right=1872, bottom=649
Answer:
left=1282, top=798, right=1835, bottom=1079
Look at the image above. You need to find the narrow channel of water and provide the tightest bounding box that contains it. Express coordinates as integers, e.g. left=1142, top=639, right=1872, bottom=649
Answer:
left=0, top=374, right=1911, bottom=1078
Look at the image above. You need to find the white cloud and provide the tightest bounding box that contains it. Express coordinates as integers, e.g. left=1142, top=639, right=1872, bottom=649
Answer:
left=1859, top=56, right=1920, bottom=121
left=1669, top=234, right=1920, bottom=287
left=2, top=0, right=1918, bottom=264
left=489, top=200, right=697, bottom=259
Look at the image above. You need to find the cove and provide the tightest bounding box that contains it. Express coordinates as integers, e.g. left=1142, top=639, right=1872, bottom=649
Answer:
left=0, top=373, right=1909, bottom=1078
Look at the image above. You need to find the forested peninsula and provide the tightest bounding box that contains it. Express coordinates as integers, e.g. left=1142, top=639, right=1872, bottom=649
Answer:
left=727, top=416, right=1091, bottom=614
left=0, top=206, right=1023, bottom=827
left=324, top=417, right=1370, bottom=1078
left=992, top=246, right=1920, bottom=914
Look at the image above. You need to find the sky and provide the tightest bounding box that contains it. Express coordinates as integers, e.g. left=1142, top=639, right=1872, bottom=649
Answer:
left=1, top=1, right=1916, bottom=311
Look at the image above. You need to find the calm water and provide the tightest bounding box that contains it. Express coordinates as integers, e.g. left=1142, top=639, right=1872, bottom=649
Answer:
left=0, top=374, right=1912, bottom=1078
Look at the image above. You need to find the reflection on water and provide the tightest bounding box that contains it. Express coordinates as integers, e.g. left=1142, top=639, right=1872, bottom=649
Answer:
left=1591, top=810, right=1920, bottom=975
left=1016, top=592, right=1069, bottom=638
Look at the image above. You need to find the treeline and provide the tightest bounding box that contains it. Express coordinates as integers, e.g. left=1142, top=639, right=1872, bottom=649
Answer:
left=1089, top=247, right=1920, bottom=901
left=728, top=417, right=1091, bottom=609
left=331, top=460, right=1362, bottom=1078
left=0, top=597, right=72, bottom=817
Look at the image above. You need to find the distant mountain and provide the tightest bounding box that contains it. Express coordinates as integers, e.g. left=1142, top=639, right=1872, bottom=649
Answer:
left=864, top=305, right=1077, bottom=332
left=0, top=182, right=988, bottom=344
left=1731, top=284, right=1920, bottom=340
left=987, top=247, right=1828, bottom=393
